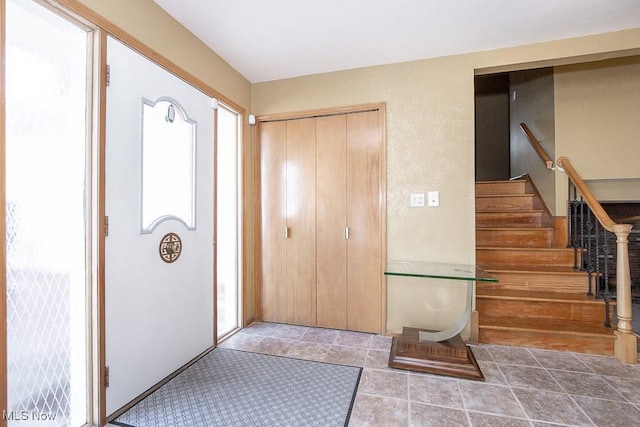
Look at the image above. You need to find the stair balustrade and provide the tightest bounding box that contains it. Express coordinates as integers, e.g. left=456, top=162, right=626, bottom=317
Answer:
left=558, top=156, right=636, bottom=363
left=568, top=189, right=613, bottom=327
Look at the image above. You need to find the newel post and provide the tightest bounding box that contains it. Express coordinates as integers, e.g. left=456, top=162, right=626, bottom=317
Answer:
left=613, top=223, right=637, bottom=363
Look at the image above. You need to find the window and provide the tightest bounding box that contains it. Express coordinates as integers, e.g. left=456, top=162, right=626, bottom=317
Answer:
left=6, top=0, right=92, bottom=425
left=141, top=98, right=196, bottom=232
left=216, top=104, right=241, bottom=338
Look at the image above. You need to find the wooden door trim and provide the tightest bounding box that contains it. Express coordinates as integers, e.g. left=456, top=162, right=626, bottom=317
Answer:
left=248, top=120, right=261, bottom=326
left=94, top=29, right=108, bottom=427
left=257, top=103, right=385, bottom=123
left=0, top=0, right=7, bottom=424
left=255, top=102, right=387, bottom=334
left=377, top=104, right=388, bottom=335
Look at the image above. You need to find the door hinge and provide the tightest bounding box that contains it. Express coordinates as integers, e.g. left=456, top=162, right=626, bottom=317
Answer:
left=104, top=365, right=110, bottom=387
left=104, top=215, right=109, bottom=237
left=106, top=64, right=111, bottom=87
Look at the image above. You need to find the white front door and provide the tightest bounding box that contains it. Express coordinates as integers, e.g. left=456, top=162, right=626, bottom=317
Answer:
left=105, top=37, right=215, bottom=415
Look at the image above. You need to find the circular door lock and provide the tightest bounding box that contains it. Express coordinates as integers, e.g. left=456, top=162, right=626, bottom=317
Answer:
left=159, top=232, right=182, bottom=263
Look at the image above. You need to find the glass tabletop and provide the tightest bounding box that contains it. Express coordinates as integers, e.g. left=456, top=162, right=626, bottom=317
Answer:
left=385, top=261, right=497, bottom=282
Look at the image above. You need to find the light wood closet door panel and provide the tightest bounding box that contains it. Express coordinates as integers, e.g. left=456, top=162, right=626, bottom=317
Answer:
left=347, top=111, right=382, bottom=333
left=259, top=121, right=287, bottom=322
left=286, top=118, right=317, bottom=326
left=316, top=115, right=348, bottom=329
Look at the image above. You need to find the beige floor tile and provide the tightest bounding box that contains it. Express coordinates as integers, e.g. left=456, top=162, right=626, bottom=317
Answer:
left=500, top=365, right=563, bottom=392
left=409, top=402, right=469, bottom=427
left=299, top=327, right=339, bottom=344
left=325, top=345, right=368, bottom=366
left=251, top=337, right=294, bottom=356
left=364, top=349, right=392, bottom=370
left=458, top=382, right=526, bottom=418
left=467, top=412, right=531, bottom=427
left=370, top=334, right=393, bottom=350
left=511, top=388, right=592, bottom=425
left=549, top=369, right=626, bottom=401
left=335, top=330, right=373, bottom=348
left=529, top=348, right=592, bottom=372
left=359, top=369, right=408, bottom=400
left=349, top=394, right=408, bottom=427
left=408, top=374, right=463, bottom=409
left=476, top=361, right=507, bottom=385
left=284, top=340, right=329, bottom=362
left=574, top=395, right=640, bottom=427
left=487, top=346, right=540, bottom=367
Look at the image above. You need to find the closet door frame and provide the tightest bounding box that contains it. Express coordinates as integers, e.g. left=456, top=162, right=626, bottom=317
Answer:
left=255, top=103, right=387, bottom=334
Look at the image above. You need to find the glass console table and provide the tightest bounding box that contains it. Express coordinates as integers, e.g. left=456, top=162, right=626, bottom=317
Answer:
left=385, top=261, right=497, bottom=381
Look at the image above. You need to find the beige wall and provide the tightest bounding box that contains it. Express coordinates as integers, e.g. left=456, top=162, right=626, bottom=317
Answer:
left=253, top=56, right=478, bottom=334
left=253, top=28, right=640, bottom=335
left=555, top=55, right=640, bottom=211
left=510, top=68, right=556, bottom=213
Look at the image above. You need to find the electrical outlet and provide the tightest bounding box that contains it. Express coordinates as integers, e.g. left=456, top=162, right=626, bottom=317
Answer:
left=428, top=191, right=439, bottom=207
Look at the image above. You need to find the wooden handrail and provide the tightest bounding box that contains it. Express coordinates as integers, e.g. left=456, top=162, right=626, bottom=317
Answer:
left=520, top=123, right=554, bottom=170
left=557, top=156, right=635, bottom=363
left=556, top=157, right=630, bottom=233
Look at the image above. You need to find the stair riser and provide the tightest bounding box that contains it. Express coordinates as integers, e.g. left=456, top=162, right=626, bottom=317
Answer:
left=479, top=272, right=589, bottom=293
left=476, top=299, right=611, bottom=322
left=476, top=213, right=543, bottom=228
left=478, top=329, right=614, bottom=355
left=476, top=181, right=527, bottom=196
left=476, top=229, right=553, bottom=248
left=477, top=249, right=577, bottom=267
left=476, top=196, right=534, bottom=211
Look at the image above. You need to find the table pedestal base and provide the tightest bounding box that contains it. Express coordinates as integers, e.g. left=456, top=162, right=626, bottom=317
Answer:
left=388, top=327, right=484, bottom=381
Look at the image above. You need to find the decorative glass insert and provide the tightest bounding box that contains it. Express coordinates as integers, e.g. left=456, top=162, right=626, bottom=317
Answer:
left=141, top=98, right=196, bottom=232
left=6, top=0, right=89, bottom=425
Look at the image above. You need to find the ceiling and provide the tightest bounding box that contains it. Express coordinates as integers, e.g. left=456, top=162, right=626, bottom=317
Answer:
left=152, top=0, right=640, bottom=83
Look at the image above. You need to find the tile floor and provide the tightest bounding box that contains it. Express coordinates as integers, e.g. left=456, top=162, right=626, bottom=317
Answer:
left=219, top=322, right=640, bottom=427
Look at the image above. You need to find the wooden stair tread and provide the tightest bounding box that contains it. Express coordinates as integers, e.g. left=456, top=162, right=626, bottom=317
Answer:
left=481, top=265, right=584, bottom=275
left=476, top=289, right=611, bottom=304
left=476, top=194, right=533, bottom=199
left=476, top=227, right=554, bottom=231
left=476, top=209, right=545, bottom=214
left=478, top=246, right=573, bottom=252
left=476, top=180, right=526, bottom=184
left=479, top=315, right=615, bottom=337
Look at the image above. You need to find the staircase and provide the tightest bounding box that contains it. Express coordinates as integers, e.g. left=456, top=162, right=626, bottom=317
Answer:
left=475, top=177, right=615, bottom=355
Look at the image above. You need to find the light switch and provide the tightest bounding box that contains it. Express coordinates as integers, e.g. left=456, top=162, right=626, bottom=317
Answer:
left=428, top=191, right=439, bottom=207
left=410, top=193, right=425, bottom=207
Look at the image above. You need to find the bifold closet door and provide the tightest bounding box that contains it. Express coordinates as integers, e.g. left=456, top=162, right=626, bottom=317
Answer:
left=259, top=121, right=287, bottom=323
left=285, top=119, right=317, bottom=326
left=346, top=111, right=382, bottom=332
left=260, top=110, right=382, bottom=333
left=316, top=115, right=348, bottom=329
left=259, top=119, right=316, bottom=326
